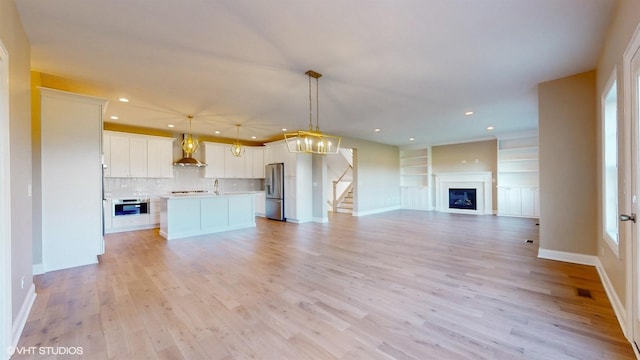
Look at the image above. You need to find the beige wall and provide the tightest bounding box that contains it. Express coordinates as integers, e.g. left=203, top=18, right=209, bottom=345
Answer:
left=596, top=0, right=640, bottom=316
left=432, top=139, right=498, bottom=210
left=1, top=0, right=33, bottom=321
left=538, top=71, right=597, bottom=255
left=341, top=137, right=400, bottom=214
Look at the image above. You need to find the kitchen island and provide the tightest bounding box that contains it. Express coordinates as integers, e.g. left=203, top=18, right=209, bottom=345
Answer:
left=159, top=192, right=256, bottom=240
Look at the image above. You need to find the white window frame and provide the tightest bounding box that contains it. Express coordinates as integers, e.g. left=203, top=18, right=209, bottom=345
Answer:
left=602, top=69, right=620, bottom=257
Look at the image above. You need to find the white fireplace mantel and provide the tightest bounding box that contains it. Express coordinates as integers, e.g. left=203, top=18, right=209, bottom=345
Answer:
left=434, top=172, right=493, bottom=215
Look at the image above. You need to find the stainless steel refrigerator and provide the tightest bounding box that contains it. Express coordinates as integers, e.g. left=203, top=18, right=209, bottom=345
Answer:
left=265, top=162, right=285, bottom=221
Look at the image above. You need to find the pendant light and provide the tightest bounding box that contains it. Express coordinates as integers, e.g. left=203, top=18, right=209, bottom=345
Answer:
left=284, top=70, right=341, bottom=154
left=181, top=115, right=200, bottom=154
left=230, top=124, right=245, bottom=157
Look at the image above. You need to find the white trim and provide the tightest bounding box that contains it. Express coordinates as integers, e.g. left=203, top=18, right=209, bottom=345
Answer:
left=622, top=20, right=640, bottom=351
left=537, top=248, right=597, bottom=266
left=353, top=205, right=401, bottom=217
left=601, top=68, right=621, bottom=258
left=595, top=257, right=629, bottom=340
left=312, top=216, right=328, bottom=223
left=0, top=38, right=11, bottom=360
left=10, top=284, right=35, bottom=350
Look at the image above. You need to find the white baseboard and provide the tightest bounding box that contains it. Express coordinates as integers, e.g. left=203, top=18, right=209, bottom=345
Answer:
left=11, top=283, right=36, bottom=348
left=594, top=257, right=629, bottom=341
left=537, top=248, right=597, bottom=266
left=353, top=205, right=401, bottom=217
left=313, top=217, right=328, bottom=223
left=32, top=264, right=44, bottom=276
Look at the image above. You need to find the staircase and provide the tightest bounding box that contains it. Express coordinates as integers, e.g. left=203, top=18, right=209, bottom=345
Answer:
left=335, top=189, right=353, bottom=213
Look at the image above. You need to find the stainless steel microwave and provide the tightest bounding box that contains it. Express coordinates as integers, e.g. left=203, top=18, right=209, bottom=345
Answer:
left=112, top=198, right=149, bottom=216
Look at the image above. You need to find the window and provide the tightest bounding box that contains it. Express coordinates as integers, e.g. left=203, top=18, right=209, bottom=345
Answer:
left=602, top=72, right=619, bottom=256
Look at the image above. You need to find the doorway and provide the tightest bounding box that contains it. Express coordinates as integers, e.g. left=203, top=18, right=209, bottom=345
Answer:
left=0, top=39, right=12, bottom=358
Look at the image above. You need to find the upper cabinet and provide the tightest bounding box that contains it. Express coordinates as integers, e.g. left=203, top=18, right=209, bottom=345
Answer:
left=202, top=141, right=265, bottom=179
left=104, top=131, right=175, bottom=178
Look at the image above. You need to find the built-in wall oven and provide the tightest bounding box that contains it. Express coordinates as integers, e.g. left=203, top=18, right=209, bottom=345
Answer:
left=113, top=198, right=150, bottom=216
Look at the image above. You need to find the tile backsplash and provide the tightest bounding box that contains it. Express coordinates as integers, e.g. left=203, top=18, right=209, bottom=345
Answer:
left=104, top=166, right=264, bottom=198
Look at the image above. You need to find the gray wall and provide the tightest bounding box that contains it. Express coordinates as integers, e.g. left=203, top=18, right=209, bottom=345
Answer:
left=538, top=71, right=597, bottom=255
left=1, top=0, right=33, bottom=320
left=596, top=0, right=640, bottom=314
left=341, top=136, right=400, bottom=214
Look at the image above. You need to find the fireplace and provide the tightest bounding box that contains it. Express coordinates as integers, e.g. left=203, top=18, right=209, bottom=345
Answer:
left=434, top=172, right=492, bottom=215
left=449, top=188, right=477, bottom=210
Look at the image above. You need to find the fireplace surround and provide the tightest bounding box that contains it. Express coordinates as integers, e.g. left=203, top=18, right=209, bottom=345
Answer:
left=434, top=172, right=493, bottom=215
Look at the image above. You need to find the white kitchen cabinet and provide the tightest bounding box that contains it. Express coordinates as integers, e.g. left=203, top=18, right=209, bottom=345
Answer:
left=149, top=197, right=161, bottom=225
left=40, top=88, right=106, bottom=272
left=255, top=191, right=266, bottom=216
left=203, top=141, right=226, bottom=178
left=244, top=147, right=254, bottom=177
left=108, top=134, right=131, bottom=177
left=129, top=137, right=148, bottom=177
left=252, top=147, right=265, bottom=178
left=104, top=131, right=174, bottom=178
left=224, top=148, right=245, bottom=178
left=203, top=143, right=264, bottom=179
left=147, top=138, right=175, bottom=178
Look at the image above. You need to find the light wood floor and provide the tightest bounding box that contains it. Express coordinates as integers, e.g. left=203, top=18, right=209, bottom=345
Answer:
left=15, top=211, right=635, bottom=359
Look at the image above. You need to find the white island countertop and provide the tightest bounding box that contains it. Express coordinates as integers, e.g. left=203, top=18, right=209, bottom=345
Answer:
left=160, top=191, right=262, bottom=200
left=159, top=192, right=257, bottom=240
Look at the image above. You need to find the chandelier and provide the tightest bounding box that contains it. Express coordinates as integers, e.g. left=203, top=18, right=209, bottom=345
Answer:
left=284, top=70, right=341, bottom=154
left=181, top=115, right=200, bottom=154
left=230, top=124, right=245, bottom=157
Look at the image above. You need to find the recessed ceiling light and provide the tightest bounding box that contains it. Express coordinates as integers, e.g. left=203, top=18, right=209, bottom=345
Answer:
left=214, top=130, right=221, bottom=134
left=281, top=128, right=287, bottom=132
left=409, top=137, right=415, bottom=141
left=109, top=115, right=119, bottom=120
left=465, top=111, right=474, bottom=116
left=118, top=97, right=129, bottom=103
left=374, top=128, right=381, bottom=132
left=167, top=124, right=175, bottom=128
left=487, top=126, right=495, bottom=130
left=251, top=136, right=257, bottom=139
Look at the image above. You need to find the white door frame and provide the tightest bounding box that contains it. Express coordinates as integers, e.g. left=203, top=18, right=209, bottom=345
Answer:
left=0, top=39, right=12, bottom=359
left=623, top=22, right=640, bottom=353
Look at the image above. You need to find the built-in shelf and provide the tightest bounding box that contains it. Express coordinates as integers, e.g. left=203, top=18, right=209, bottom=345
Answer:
left=400, top=147, right=432, bottom=209
left=497, top=134, right=539, bottom=218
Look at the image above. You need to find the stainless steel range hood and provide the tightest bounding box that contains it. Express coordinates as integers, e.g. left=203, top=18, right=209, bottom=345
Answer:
left=173, top=134, right=207, bottom=167
left=173, top=154, right=206, bottom=167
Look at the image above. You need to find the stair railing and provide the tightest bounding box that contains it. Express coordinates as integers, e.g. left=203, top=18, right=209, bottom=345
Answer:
left=332, top=165, right=353, bottom=212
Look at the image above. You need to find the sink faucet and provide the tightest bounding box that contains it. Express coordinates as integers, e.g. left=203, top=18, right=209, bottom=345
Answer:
left=214, top=179, right=219, bottom=195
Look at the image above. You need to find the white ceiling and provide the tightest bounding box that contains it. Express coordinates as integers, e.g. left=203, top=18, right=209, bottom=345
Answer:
left=15, top=0, right=616, bottom=146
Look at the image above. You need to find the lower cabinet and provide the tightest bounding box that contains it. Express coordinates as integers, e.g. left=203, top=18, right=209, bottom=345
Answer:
left=497, top=187, right=539, bottom=218
left=401, top=186, right=431, bottom=210
left=105, top=196, right=161, bottom=233
left=255, top=191, right=266, bottom=217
